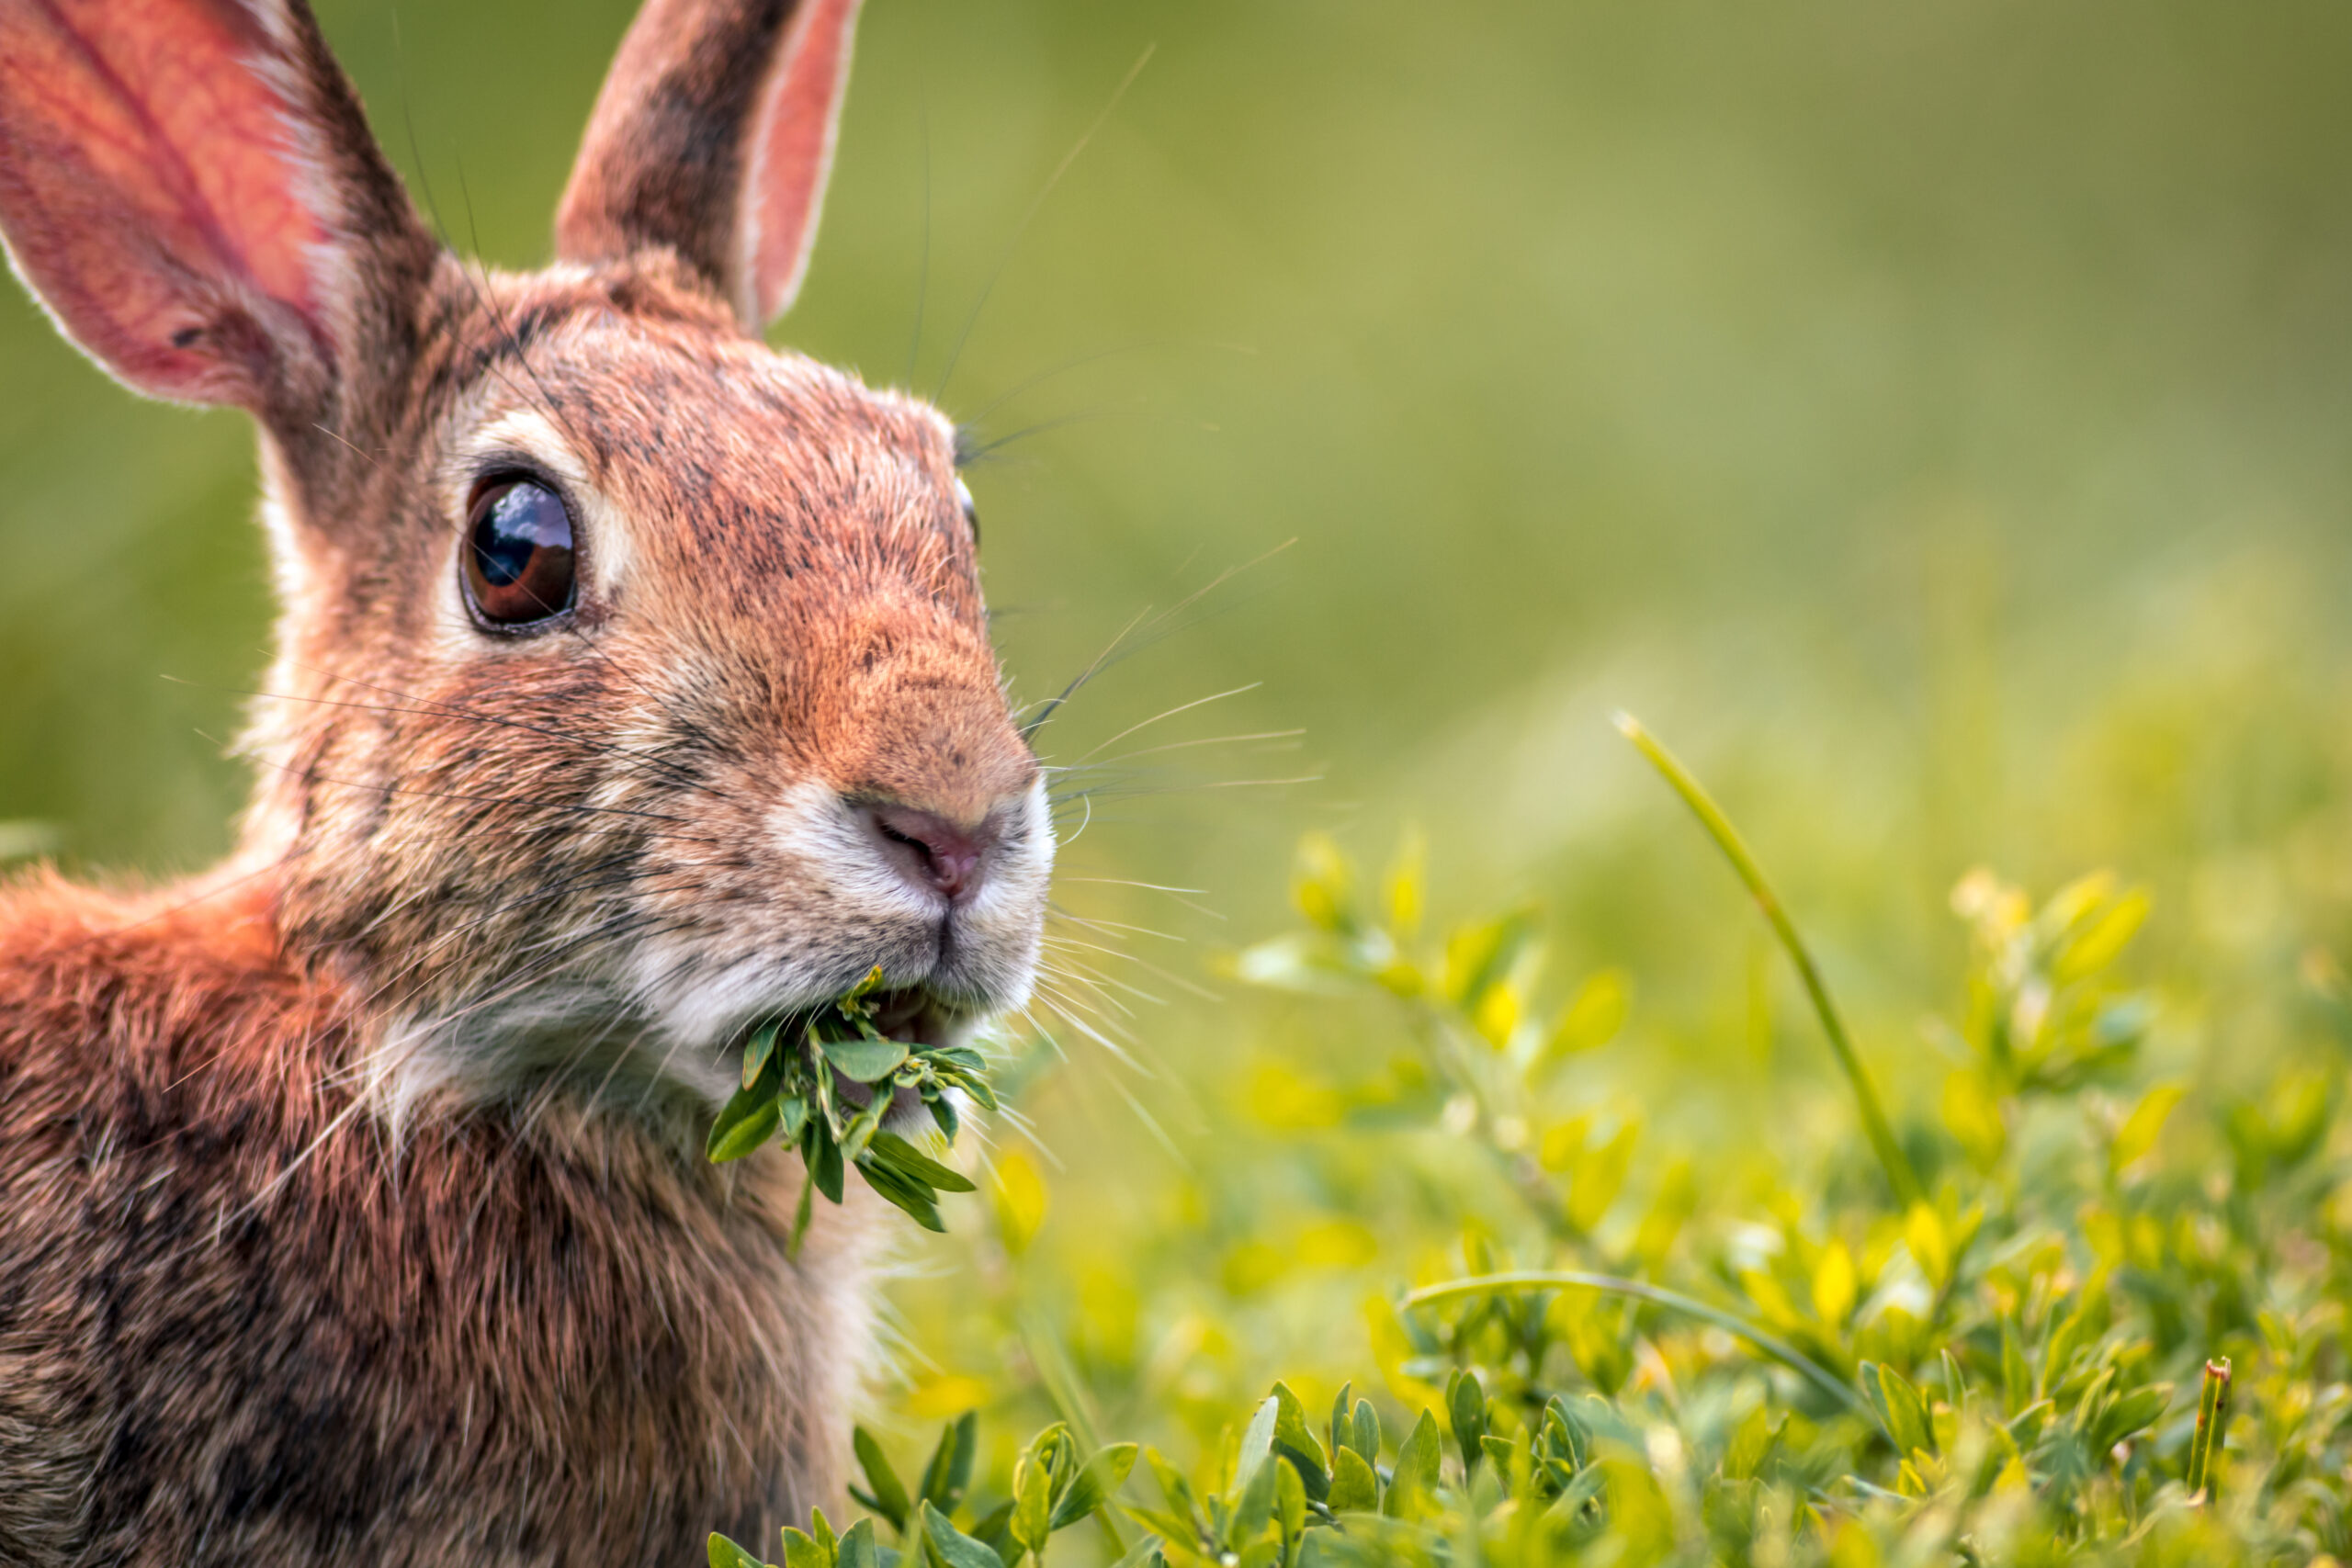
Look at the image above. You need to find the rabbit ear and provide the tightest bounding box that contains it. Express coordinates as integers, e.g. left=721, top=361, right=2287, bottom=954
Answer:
left=557, top=0, right=863, bottom=330
left=0, top=0, right=434, bottom=427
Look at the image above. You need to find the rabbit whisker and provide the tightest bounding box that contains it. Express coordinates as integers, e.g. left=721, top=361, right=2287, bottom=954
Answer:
left=902, top=53, right=933, bottom=389
left=1062, top=728, right=1306, bottom=771
left=933, top=43, right=1156, bottom=403
left=1038, top=934, right=1216, bottom=1002
left=453, top=160, right=606, bottom=466
left=1048, top=907, right=1181, bottom=945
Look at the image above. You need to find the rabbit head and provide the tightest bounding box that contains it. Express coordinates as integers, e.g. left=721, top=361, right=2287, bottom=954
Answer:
left=0, top=0, right=1049, bottom=1116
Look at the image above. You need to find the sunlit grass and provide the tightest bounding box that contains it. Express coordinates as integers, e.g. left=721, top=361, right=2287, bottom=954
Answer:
left=734, top=688, right=2352, bottom=1566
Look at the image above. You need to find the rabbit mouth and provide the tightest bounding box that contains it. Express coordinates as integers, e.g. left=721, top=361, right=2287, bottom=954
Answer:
left=811, top=986, right=972, bottom=1123
left=865, top=987, right=963, bottom=1051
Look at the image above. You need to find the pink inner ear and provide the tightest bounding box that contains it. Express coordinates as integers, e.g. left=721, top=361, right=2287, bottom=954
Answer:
left=0, top=0, right=330, bottom=401
left=745, top=0, right=860, bottom=324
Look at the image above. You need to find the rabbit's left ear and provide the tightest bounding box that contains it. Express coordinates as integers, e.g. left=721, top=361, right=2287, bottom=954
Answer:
left=557, top=0, right=863, bottom=332
left=0, top=0, right=435, bottom=426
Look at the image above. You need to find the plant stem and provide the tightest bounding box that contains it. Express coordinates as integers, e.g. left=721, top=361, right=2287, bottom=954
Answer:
left=1401, top=1270, right=1867, bottom=1418
left=1615, top=714, right=1924, bottom=1206
left=2188, top=1357, right=2233, bottom=1502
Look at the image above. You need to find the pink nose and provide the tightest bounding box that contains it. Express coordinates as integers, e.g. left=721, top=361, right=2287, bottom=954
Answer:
left=865, top=804, right=994, bottom=902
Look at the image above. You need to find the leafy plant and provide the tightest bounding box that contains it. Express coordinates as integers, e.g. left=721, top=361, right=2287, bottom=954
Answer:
left=717, top=716, right=2352, bottom=1566
left=706, top=967, right=994, bottom=1242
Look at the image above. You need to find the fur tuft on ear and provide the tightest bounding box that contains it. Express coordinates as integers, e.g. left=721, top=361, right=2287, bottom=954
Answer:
left=556, top=0, right=863, bottom=331
left=0, top=0, right=434, bottom=426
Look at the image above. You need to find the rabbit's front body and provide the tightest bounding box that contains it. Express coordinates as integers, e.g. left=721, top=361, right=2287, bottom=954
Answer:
left=0, top=0, right=1051, bottom=1562
left=0, top=869, right=862, bottom=1567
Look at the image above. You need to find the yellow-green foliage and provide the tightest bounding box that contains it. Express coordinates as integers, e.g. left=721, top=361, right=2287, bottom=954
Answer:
left=719, top=719, right=2352, bottom=1568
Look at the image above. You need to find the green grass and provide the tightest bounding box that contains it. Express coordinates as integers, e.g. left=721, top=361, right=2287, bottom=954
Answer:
left=722, top=717, right=2352, bottom=1567
left=4, top=6, right=2351, bottom=1563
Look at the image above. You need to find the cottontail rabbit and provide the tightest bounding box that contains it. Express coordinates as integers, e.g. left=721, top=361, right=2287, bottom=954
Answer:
left=0, top=0, right=1051, bottom=1562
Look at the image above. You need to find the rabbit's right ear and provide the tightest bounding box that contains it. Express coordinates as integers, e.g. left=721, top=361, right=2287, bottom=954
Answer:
left=557, top=0, right=863, bottom=332
left=0, top=0, right=435, bottom=429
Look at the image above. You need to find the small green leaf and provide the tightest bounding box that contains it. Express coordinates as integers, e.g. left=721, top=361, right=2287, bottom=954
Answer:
left=809, top=1509, right=838, bottom=1562
left=853, top=1427, right=911, bottom=1533
left=1860, top=1362, right=1934, bottom=1457
left=968, top=1502, right=1015, bottom=1559
left=2095, top=1383, right=2174, bottom=1452
left=1349, top=1400, right=1381, bottom=1463
left=2109, top=1083, right=2185, bottom=1177
left=839, top=1092, right=890, bottom=1165
left=919, top=1412, right=979, bottom=1511
left=1723, top=1404, right=1776, bottom=1482
left=709, top=1533, right=769, bottom=1568
left=856, top=1157, right=946, bottom=1232
left=1011, top=1427, right=1067, bottom=1557
left=741, top=1019, right=783, bottom=1089
left=1328, top=1446, right=1379, bottom=1513
left=1447, top=1369, right=1487, bottom=1475
left=807, top=1120, right=846, bottom=1204
left=928, top=1092, right=961, bottom=1143
left=1273, top=1456, right=1306, bottom=1541
left=1146, top=1447, right=1199, bottom=1529
left=1269, top=1381, right=1330, bottom=1501
left=920, top=1502, right=1005, bottom=1568
left=870, top=1132, right=979, bottom=1193
left=1105, top=1535, right=1166, bottom=1568
left=781, top=1528, right=829, bottom=1568
left=1544, top=1465, right=1605, bottom=1524
left=1442, top=908, right=1536, bottom=1010
left=821, top=1033, right=912, bottom=1083
left=1120, top=1507, right=1193, bottom=1551
left=1234, top=1395, right=1279, bottom=1489
left=2000, top=1317, right=2031, bottom=1415
left=1541, top=968, right=1631, bottom=1065
left=1227, top=1450, right=1280, bottom=1548
left=786, top=1162, right=818, bottom=1261
left=707, top=1081, right=783, bottom=1163
left=1049, top=1443, right=1138, bottom=1531
left=1383, top=1410, right=1442, bottom=1519
left=836, top=1519, right=881, bottom=1568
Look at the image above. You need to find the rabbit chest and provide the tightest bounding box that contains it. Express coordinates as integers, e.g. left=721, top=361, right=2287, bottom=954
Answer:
left=0, top=873, right=869, bottom=1568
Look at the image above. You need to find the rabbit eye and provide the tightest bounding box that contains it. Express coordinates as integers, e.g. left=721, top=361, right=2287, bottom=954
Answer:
left=463, top=475, right=576, bottom=628
left=955, top=476, right=979, bottom=544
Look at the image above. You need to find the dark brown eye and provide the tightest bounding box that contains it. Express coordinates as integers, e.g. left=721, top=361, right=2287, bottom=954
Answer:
left=462, top=475, right=575, bottom=627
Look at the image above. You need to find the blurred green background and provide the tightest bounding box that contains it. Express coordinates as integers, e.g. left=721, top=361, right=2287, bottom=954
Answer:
left=6, top=0, right=2352, bottom=1471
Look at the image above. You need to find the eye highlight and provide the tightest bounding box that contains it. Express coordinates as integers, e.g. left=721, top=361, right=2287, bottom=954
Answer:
left=955, top=476, right=979, bottom=544
left=462, top=475, right=576, bottom=628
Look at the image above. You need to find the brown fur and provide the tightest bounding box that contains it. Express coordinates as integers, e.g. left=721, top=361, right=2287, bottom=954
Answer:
left=0, top=1, right=1044, bottom=1562
left=0, top=869, right=865, bottom=1566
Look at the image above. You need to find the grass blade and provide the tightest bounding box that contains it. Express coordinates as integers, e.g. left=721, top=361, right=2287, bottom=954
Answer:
left=1615, top=713, right=1923, bottom=1205
left=2188, top=1356, right=2233, bottom=1501
left=1402, top=1269, right=1869, bottom=1420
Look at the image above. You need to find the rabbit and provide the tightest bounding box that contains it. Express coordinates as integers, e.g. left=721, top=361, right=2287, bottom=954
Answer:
left=0, top=0, right=1055, bottom=1562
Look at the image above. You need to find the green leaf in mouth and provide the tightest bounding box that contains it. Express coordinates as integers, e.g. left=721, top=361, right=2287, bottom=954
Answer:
left=867, top=1132, right=979, bottom=1193
left=707, top=966, right=994, bottom=1238
left=818, top=1032, right=910, bottom=1083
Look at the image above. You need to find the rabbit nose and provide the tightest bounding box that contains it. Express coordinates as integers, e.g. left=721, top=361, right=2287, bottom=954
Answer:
left=865, top=804, right=995, bottom=902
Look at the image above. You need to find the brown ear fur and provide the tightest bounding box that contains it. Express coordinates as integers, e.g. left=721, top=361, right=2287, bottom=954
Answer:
left=556, top=0, right=862, bottom=328
left=0, top=0, right=435, bottom=430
